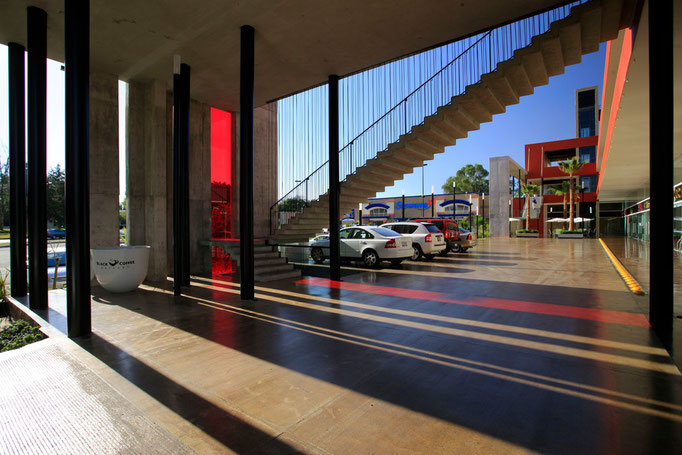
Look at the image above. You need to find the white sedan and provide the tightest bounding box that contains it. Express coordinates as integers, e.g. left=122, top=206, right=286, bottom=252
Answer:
left=380, top=221, right=447, bottom=260
left=309, top=226, right=412, bottom=267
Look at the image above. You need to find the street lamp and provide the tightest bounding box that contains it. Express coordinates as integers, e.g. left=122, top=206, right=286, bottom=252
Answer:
left=431, top=185, right=435, bottom=217
left=481, top=192, right=485, bottom=238
left=421, top=164, right=428, bottom=216
left=468, top=194, right=472, bottom=231
left=401, top=189, right=405, bottom=221
left=452, top=182, right=456, bottom=221
left=358, top=203, right=363, bottom=225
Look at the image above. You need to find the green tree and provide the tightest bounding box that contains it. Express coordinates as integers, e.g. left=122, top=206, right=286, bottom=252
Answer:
left=442, top=164, right=489, bottom=194
left=278, top=197, right=307, bottom=212
left=521, top=183, right=540, bottom=230
left=46, top=164, right=66, bottom=227
left=558, top=157, right=585, bottom=231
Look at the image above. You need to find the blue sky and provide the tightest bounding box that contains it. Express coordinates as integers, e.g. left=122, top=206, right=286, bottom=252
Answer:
left=378, top=43, right=606, bottom=198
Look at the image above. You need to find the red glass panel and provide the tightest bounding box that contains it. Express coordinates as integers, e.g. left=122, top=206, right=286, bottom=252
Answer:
left=210, top=108, right=235, bottom=274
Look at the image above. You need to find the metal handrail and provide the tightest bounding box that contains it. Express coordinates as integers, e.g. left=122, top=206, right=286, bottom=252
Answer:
left=271, top=32, right=491, bottom=213
left=271, top=1, right=584, bottom=234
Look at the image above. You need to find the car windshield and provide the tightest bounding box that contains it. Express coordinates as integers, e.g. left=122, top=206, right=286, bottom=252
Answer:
left=425, top=224, right=441, bottom=233
left=369, top=227, right=401, bottom=237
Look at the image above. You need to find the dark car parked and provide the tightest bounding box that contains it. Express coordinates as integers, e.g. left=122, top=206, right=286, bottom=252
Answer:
left=411, top=218, right=461, bottom=254
left=47, top=228, right=66, bottom=240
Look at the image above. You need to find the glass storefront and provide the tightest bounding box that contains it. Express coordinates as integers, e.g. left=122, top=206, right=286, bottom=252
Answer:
left=210, top=108, right=235, bottom=274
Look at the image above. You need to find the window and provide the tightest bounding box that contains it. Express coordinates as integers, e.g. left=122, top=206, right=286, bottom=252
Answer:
left=430, top=220, right=443, bottom=229
left=425, top=224, right=441, bottom=233
left=371, top=227, right=401, bottom=237
left=579, top=146, right=596, bottom=163
left=339, top=229, right=351, bottom=239
left=369, top=207, right=387, bottom=217
left=580, top=175, right=597, bottom=193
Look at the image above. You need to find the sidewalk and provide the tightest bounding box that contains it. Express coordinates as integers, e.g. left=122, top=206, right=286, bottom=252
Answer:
left=0, top=299, right=194, bottom=455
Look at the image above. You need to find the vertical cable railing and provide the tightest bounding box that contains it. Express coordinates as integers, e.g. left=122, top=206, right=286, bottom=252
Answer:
left=272, top=1, right=586, bottom=234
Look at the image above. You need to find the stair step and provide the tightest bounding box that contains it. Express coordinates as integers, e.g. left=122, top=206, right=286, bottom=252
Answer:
left=559, top=21, right=582, bottom=66
left=579, top=6, right=602, bottom=54
left=255, top=251, right=279, bottom=259
left=522, top=50, right=549, bottom=87
left=254, top=263, right=295, bottom=274
left=254, top=245, right=274, bottom=253
left=539, top=34, right=566, bottom=77
left=255, top=257, right=288, bottom=267
left=255, top=269, right=302, bottom=283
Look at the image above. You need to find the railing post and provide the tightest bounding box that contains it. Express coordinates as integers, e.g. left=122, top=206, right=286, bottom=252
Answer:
left=65, top=0, right=91, bottom=337
left=8, top=42, right=27, bottom=298
left=240, top=25, right=255, bottom=300
left=328, top=75, right=341, bottom=282
left=27, top=6, right=48, bottom=310
left=648, top=0, right=673, bottom=341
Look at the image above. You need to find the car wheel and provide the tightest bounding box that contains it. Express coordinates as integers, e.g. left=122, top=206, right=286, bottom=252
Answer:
left=424, top=254, right=435, bottom=261
left=439, top=247, right=450, bottom=256
left=362, top=249, right=379, bottom=268
left=460, top=248, right=468, bottom=253
left=311, top=247, right=325, bottom=264
left=410, top=245, right=423, bottom=261
left=390, top=258, right=404, bottom=266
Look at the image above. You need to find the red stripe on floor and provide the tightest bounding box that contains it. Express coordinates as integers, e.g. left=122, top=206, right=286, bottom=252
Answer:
left=295, top=278, right=650, bottom=327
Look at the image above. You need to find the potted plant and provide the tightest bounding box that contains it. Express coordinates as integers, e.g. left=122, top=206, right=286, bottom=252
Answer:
left=517, top=183, right=540, bottom=237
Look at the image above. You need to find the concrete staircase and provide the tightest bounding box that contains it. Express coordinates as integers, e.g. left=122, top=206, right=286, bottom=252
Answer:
left=271, top=0, right=637, bottom=243
left=254, top=243, right=301, bottom=282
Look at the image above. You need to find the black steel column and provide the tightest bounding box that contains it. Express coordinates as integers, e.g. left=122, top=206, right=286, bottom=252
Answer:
left=648, top=0, right=673, bottom=338
left=172, top=68, right=182, bottom=295
left=65, top=0, right=91, bottom=337
left=8, top=43, right=27, bottom=298
left=328, top=75, right=340, bottom=281
left=180, top=64, right=191, bottom=287
left=27, top=7, right=47, bottom=309
left=240, top=25, right=255, bottom=299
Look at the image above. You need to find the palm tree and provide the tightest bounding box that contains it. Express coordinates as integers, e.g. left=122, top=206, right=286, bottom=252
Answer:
left=521, top=183, right=540, bottom=230
left=547, top=181, right=571, bottom=218
left=558, top=157, right=585, bottom=231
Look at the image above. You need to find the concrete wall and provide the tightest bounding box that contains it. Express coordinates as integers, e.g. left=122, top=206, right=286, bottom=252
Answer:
left=254, top=103, right=278, bottom=238
left=127, top=80, right=169, bottom=282
left=188, top=100, right=211, bottom=274
left=489, top=156, right=510, bottom=237
left=230, top=103, right=278, bottom=240
left=89, top=72, right=120, bottom=249
left=164, top=95, right=212, bottom=276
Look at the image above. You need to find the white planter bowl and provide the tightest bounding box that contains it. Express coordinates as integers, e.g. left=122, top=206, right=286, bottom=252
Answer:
left=91, top=245, right=151, bottom=293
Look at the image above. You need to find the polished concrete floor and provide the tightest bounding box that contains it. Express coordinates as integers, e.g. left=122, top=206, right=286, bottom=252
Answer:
left=32, top=238, right=682, bottom=454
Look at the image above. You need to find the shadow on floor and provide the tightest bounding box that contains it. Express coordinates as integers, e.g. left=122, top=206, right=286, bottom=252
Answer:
left=73, top=333, right=299, bottom=455
left=78, top=276, right=682, bottom=454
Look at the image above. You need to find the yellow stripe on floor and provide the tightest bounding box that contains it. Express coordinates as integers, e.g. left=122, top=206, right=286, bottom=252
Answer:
left=599, top=239, right=646, bottom=295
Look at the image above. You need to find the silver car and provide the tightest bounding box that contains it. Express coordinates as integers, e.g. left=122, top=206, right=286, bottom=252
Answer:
left=310, top=226, right=413, bottom=267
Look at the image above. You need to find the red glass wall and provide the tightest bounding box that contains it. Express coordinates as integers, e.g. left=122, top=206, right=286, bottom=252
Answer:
left=210, top=108, right=235, bottom=274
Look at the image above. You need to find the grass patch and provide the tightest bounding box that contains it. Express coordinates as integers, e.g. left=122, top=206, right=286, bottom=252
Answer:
left=0, top=320, right=47, bottom=352
left=0, top=230, right=9, bottom=240
left=517, top=229, right=539, bottom=233
left=557, top=229, right=583, bottom=234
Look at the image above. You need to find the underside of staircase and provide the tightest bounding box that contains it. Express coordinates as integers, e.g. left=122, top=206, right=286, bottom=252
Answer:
left=271, top=0, right=637, bottom=244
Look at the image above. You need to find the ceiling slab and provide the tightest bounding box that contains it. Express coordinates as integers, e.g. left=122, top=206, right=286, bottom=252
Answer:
left=0, top=0, right=568, bottom=110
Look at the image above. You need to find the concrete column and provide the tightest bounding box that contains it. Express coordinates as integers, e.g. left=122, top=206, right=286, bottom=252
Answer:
left=489, top=156, right=510, bottom=237
left=127, top=80, right=169, bottom=282
left=253, top=102, right=277, bottom=238
left=189, top=99, right=211, bottom=274
left=126, top=82, right=146, bottom=247
left=230, top=105, right=276, bottom=241
left=89, top=72, right=119, bottom=249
